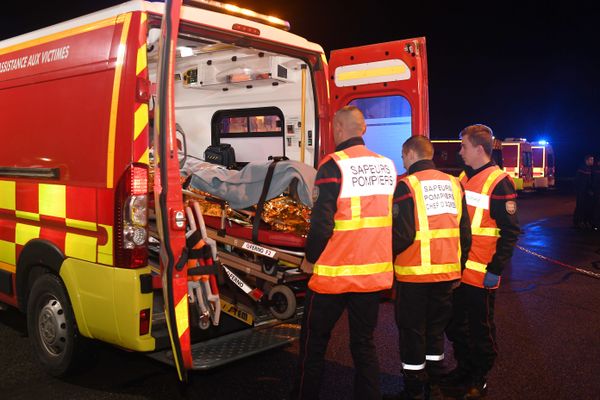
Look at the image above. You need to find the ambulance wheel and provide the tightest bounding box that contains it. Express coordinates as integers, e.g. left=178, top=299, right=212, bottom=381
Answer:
left=268, top=285, right=296, bottom=320
left=27, top=273, right=91, bottom=377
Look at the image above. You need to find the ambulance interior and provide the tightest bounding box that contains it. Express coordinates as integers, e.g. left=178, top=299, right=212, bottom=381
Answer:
left=143, top=29, right=316, bottom=351
left=146, top=29, right=317, bottom=168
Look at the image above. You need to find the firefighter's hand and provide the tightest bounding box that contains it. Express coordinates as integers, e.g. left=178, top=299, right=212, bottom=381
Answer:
left=300, top=259, right=314, bottom=274
left=483, top=272, right=500, bottom=288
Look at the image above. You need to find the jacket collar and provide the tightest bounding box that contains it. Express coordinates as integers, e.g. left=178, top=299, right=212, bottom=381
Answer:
left=335, top=136, right=365, bottom=151
left=408, top=159, right=436, bottom=175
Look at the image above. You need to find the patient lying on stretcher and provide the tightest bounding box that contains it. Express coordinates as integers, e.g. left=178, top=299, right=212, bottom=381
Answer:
left=180, top=158, right=315, bottom=237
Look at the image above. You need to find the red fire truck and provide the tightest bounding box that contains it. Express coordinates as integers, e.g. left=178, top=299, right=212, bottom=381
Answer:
left=0, top=0, right=429, bottom=381
left=501, top=138, right=534, bottom=190
left=531, top=141, right=555, bottom=188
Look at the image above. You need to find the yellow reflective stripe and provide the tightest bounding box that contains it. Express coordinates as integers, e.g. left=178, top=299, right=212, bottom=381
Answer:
left=408, top=175, right=432, bottom=266
left=450, top=177, right=462, bottom=220
left=334, top=215, right=391, bottom=231
left=395, top=263, right=460, bottom=276
left=450, top=177, right=463, bottom=262
left=337, top=65, right=408, bottom=82
left=466, top=259, right=487, bottom=273
left=175, top=295, right=189, bottom=340
left=336, top=151, right=349, bottom=160
left=106, top=13, right=132, bottom=189
left=136, top=43, right=147, bottom=76
left=15, top=223, right=40, bottom=245
left=472, top=227, right=500, bottom=237
left=459, top=171, right=466, bottom=180
left=39, top=183, right=66, bottom=218
left=0, top=261, right=16, bottom=274
left=65, top=233, right=97, bottom=262
left=415, top=228, right=460, bottom=240
left=313, top=262, right=392, bottom=277
left=471, top=169, right=504, bottom=228
left=97, top=224, right=113, bottom=265
left=350, top=195, right=361, bottom=219
left=0, top=241, right=16, bottom=265
left=66, top=218, right=98, bottom=231
left=137, top=147, right=150, bottom=165
left=134, top=103, right=148, bottom=140
left=0, top=180, right=16, bottom=210
left=15, top=210, right=40, bottom=221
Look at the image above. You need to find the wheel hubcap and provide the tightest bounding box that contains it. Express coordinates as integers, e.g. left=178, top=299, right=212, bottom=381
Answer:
left=38, top=297, right=67, bottom=356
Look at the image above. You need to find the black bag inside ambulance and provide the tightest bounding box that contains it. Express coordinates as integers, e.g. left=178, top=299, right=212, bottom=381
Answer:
left=204, top=144, right=236, bottom=169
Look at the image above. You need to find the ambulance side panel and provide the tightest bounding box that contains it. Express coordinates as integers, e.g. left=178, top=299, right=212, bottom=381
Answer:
left=0, top=12, right=154, bottom=351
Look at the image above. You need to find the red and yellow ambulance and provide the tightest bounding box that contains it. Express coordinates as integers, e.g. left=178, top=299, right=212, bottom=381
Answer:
left=0, top=0, right=429, bottom=381
left=501, top=138, right=534, bottom=190
left=531, top=141, right=555, bottom=188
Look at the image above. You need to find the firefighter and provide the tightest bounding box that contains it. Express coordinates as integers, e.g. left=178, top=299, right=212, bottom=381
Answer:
left=292, top=106, right=396, bottom=400
left=573, top=154, right=595, bottom=229
left=388, top=136, right=471, bottom=400
left=443, top=124, right=520, bottom=399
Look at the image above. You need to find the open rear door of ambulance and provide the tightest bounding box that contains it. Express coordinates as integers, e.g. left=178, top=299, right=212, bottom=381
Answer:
left=328, top=38, right=429, bottom=175
left=153, top=0, right=192, bottom=382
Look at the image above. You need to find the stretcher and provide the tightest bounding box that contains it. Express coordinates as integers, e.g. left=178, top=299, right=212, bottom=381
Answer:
left=181, top=189, right=309, bottom=322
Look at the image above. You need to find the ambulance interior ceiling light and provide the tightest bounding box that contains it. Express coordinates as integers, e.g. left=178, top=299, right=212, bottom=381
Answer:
left=184, top=0, right=291, bottom=31
left=178, top=46, right=194, bottom=57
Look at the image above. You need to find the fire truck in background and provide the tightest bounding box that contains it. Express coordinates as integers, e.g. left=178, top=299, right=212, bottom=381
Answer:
left=0, top=0, right=429, bottom=382
left=431, top=137, right=503, bottom=176
left=531, top=141, right=555, bottom=188
left=501, top=138, right=534, bottom=190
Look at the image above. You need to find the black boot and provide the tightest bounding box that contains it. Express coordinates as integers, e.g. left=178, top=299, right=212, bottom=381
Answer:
left=425, top=382, right=445, bottom=400
left=439, top=367, right=471, bottom=398
left=463, top=376, right=487, bottom=399
left=399, top=371, right=427, bottom=400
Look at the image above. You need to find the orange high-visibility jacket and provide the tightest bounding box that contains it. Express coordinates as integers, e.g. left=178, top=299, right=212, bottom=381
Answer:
left=394, top=169, right=463, bottom=283
left=309, top=145, right=396, bottom=294
left=459, top=166, right=510, bottom=289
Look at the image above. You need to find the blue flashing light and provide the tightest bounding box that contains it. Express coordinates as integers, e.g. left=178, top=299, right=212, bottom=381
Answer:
left=538, top=140, right=548, bottom=145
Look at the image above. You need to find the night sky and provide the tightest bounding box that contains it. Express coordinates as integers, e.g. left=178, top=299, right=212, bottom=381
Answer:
left=2, top=0, right=599, bottom=177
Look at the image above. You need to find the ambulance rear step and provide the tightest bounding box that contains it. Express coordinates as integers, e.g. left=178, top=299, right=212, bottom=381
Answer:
left=147, top=321, right=300, bottom=370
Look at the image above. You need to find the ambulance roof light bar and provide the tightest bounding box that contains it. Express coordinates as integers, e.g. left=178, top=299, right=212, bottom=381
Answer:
left=183, top=0, right=291, bottom=31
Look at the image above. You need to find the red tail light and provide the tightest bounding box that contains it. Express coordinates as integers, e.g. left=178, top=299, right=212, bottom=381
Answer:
left=115, top=163, right=149, bottom=268
left=131, top=165, right=148, bottom=195
left=139, top=308, right=151, bottom=335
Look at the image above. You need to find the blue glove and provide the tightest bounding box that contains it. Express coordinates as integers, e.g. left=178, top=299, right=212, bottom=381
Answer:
left=483, top=272, right=500, bottom=288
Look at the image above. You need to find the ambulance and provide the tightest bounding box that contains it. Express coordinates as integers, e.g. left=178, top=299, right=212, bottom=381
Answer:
left=501, top=138, right=534, bottom=190
left=431, top=137, right=503, bottom=176
left=531, top=141, right=555, bottom=188
left=0, top=0, right=429, bottom=382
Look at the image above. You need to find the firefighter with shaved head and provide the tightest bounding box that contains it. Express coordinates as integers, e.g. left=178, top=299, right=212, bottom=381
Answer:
left=292, top=106, right=396, bottom=400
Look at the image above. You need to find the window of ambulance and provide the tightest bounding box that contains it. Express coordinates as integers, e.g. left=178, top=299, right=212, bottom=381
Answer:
left=212, top=107, right=285, bottom=163
left=349, top=95, right=412, bottom=175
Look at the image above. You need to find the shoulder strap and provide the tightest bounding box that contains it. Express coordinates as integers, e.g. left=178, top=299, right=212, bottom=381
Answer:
left=252, top=159, right=281, bottom=243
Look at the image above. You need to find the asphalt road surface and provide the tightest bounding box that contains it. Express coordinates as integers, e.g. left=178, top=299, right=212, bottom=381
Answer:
left=1, top=185, right=599, bottom=399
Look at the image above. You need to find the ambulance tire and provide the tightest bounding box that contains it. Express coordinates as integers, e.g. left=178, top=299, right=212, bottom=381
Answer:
left=268, top=285, right=296, bottom=320
left=27, top=273, right=92, bottom=377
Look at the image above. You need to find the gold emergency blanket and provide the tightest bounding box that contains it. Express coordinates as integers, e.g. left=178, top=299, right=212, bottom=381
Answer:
left=184, top=188, right=311, bottom=236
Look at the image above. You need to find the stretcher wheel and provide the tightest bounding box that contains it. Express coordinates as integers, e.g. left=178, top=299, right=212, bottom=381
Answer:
left=262, top=260, right=277, bottom=276
left=268, top=285, right=296, bottom=320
